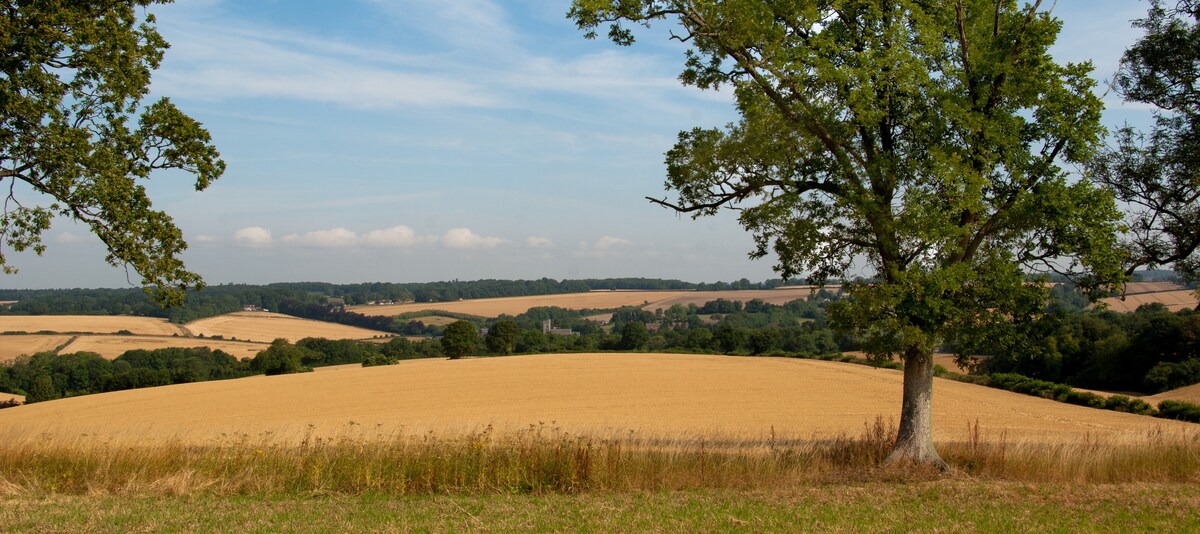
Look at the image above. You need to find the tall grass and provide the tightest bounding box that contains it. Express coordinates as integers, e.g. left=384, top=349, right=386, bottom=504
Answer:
left=1, top=420, right=1197, bottom=497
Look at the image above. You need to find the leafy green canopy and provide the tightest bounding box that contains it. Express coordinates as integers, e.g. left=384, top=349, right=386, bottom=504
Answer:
left=571, top=0, right=1126, bottom=357
left=1091, top=0, right=1200, bottom=285
left=1, top=0, right=224, bottom=306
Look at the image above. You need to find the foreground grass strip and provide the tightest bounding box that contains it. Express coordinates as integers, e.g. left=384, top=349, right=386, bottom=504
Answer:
left=2, top=422, right=1198, bottom=497
left=1, top=483, right=1196, bottom=533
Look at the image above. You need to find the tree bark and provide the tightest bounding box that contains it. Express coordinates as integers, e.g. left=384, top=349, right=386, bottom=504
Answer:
left=886, top=346, right=949, bottom=470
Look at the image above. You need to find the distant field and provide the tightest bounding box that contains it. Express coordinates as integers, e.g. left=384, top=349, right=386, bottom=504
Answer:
left=1098, top=282, right=1198, bottom=312
left=0, top=335, right=72, bottom=362
left=183, top=311, right=393, bottom=343
left=402, top=315, right=459, bottom=326
left=0, top=353, right=1189, bottom=446
left=1148, top=383, right=1200, bottom=404
left=0, top=316, right=186, bottom=336
left=57, top=335, right=269, bottom=361
left=353, top=287, right=832, bottom=318
left=0, top=392, right=22, bottom=404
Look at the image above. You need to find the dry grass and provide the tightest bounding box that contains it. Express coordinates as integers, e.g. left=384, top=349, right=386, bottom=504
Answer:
left=0, top=335, right=72, bottom=363
left=0, top=316, right=187, bottom=336
left=0, top=417, right=1194, bottom=499
left=182, top=311, right=393, bottom=343
left=351, top=287, right=833, bottom=318
left=0, top=353, right=1190, bottom=447
left=56, top=335, right=269, bottom=361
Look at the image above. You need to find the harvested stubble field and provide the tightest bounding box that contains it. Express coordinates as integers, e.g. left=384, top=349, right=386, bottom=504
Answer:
left=0, top=315, right=187, bottom=336
left=182, top=311, right=393, bottom=343
left=56, top=335, right=269, bottom=361
left=0, top=334, right=72, bottom=363
left=0, top=353, right=1191, bottom=447
left=1097, top=281, right=1199, bottom=312
left=1148, top=383, right=1200, bottom=404
left=351, top=287, right=832, bottom=318
left=2, top=353, right=1197, bottom=532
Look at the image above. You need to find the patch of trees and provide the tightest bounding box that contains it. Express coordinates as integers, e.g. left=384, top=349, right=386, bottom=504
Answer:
left=437, top=295, right=843, bottom=359
left=0, top=336, right=444, bottom=403
left=0, top=347, right=255, bottom=403
left=966, top=305, right=1200, bottom=394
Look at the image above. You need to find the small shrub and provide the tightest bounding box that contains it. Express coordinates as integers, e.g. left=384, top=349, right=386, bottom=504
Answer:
left=1063, top=390, right=1106, bottom=408
left=0, top=398, right=21, bottom=409
left=1156, top=400, right=1200, bottom=423
left=362, top=355, right=397, bottom=367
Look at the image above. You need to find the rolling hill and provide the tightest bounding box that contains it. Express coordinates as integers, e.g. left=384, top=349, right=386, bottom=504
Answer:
left=0, top=353, right=1189, bottom=446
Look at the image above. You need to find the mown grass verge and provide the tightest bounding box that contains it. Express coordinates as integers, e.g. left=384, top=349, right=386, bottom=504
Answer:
left=2, top=483, right=1197, bottom=532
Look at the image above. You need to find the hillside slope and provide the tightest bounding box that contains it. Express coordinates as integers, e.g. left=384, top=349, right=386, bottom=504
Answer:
left=1, top=353, right=1189, bottom=446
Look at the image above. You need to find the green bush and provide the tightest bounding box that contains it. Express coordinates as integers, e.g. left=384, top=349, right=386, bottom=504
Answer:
left=1063, top=390, right=1106, bottom=408
left=1103, top=395, right=1156, bottom=415
left=1156, top=400, right=1200, bottom=423
left=362, top=355, right=397, bottom=367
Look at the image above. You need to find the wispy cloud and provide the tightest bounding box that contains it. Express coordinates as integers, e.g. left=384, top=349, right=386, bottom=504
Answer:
left=154, top=15, right=497, bottom=108
left=525, top=236, right=553, bottom=248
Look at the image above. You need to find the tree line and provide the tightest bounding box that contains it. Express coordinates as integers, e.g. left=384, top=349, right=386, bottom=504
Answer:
left=0, top=278, right=814, bottom=323
left=0, top=337, right=442, bottom=403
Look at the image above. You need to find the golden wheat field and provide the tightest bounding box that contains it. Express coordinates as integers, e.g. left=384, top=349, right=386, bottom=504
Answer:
left=0, top=335, right=72, bottom=363
left=0, top=315, right=187, bottom=336
left=1096, top=281, right=1199, bottom=312
left=352, top=287, right=832, bottom=318
left=182, top=311, right=393, bottom=343
left=0, top=353, right=1191, bottom=447
left=55, top=335, right=269, bottom=361
left=0, top=392, right=21, bottom=404
left=1148, top=383, right=1200, bottom=405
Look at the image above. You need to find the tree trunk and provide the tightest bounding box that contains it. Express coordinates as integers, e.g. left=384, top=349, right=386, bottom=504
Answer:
left=886, top=346, right=949, bottom=470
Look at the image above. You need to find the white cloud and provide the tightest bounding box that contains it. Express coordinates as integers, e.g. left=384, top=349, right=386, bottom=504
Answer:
left=575, top=236, right=633, bottom=258
left=525, top=236, right=553, bottom=248
left=362, top=225, right=432, bottom=248
left=55, top=233, right=84, bottom=244
left=594, top=236, right=632, bottom=250
left=281, top=227, right=359, bottom=248
left=191, top=234, right=217, bottom=243
left=233, top=226, right=273, bottom=247
left=442, top=228, right=507, bottom=249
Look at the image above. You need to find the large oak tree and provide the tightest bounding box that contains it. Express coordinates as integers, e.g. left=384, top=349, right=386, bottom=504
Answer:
left=1, top=0, right=224, bottom=306
left=570, top=0, right=1127, bottom=467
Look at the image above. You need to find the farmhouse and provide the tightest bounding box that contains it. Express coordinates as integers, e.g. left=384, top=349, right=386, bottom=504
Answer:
left=542, top=319, right=577, bottom=336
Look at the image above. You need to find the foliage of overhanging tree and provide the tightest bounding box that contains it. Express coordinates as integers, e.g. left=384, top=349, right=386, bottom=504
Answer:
left=1, top=0, right=225, bottom=306
left=571, top=0, right=1129, bottom=467
left=1089, top=0, right=1200, bottom=287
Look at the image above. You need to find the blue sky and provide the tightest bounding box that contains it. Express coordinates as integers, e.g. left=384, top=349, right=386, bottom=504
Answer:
left=5, top=1, right=1158, bottom=289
